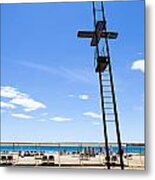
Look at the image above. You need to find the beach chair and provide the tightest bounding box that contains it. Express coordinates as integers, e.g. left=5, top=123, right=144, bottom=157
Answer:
left=7, top=155, right=13, bottom=165
left=48, top=155, right=55, bottom=165
left=41, top=155, right=48, bottom=166
left=111, top=154, right=118, bottom=166
left=0, top=156, right=7, bottom=165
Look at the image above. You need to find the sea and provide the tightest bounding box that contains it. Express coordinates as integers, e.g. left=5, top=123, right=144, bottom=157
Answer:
left=0, top=143, right=145, bottom=154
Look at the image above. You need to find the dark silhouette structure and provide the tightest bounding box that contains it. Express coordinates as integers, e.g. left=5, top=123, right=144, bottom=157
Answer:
left=77, top=1, right=124, bottom=169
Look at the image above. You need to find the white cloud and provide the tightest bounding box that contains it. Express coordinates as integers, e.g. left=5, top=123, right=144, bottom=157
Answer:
left=68, top=94, right=89, bottom=101
left=1, top=101, right=16, bottom=109
left=83, top=112, right=101, bottom=119
left=11, top=113, right=33, bottom=119
left=131, top=59, right=144, bottom=73
left=10, top=97, right=46, bottom=112
left=1, top=86, right=46, bottom=112
left=50, top=116, right=72, bottom=122
left=1, top=86, right=28, bottom=98
left=78, top=94, right=89, bottom=100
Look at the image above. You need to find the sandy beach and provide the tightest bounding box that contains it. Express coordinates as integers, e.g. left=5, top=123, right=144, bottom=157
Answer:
left=0, top=151, right=144, bottom=170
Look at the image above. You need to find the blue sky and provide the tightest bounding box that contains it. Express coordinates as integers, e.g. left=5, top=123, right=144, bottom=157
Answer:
left=1, top=1, right=144, bottom=143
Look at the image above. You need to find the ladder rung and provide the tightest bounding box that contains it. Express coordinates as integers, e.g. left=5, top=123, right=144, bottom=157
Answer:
left=104, top=107, right=114, bottom=112
left=102, top=84, right=111, bottom=87
left=105, top=112, right=114, bottom=114
left=106, top=120, right=115, bottom=123
left=102, top=84, right=111, bottom=86
left=103, top=85, right=111, bottom=87
left=104, top=95, right=112, bottom=97
left=105, top=107, right=113, bottom=110
left=102, top=79, right=110, bottom=82
left=103, top=90, right=111, bottom=92
left=105, top=107, right=113, bottom=109
left=106, top=113, right=114, bottom=115
left=105, top=103, right=113, bottom=105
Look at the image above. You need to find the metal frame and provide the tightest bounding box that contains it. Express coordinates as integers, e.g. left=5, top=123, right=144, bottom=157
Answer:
left=77, top=1, right=124, bottom=170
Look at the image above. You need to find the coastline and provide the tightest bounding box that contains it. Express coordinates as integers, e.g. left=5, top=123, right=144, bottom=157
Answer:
left=0, top=142, right=145, bottom=170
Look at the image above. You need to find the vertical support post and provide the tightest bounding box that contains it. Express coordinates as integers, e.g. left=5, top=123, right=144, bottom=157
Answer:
left=92, top=1, right=111, bottom=169
left=101, top=2, right=124, bottom=170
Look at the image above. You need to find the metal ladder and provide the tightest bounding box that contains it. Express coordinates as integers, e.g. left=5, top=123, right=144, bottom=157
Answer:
left=92, top=1, right=124, bottom=169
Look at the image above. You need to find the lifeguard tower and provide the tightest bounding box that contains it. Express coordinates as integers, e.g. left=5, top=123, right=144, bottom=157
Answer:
left=77, top=1, right=124, bottom=169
